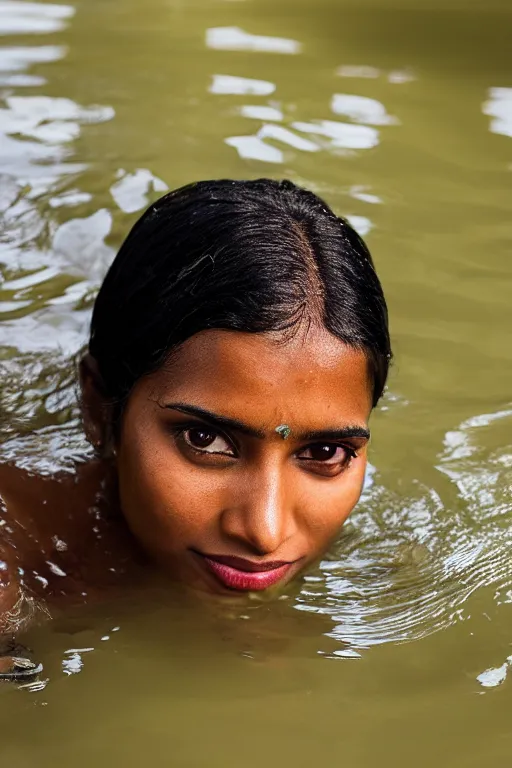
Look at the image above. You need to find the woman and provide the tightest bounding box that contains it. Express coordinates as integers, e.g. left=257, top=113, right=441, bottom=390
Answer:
left=0, top=178, right=391, bottom=676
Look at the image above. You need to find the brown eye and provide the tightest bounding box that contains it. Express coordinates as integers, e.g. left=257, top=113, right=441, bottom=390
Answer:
left=187, top=428, right=216, bottom=449
left=297, top=443, right=356, bottom=475
left=182, top=428, right=234, bottom=456
left=307, top=444, right=338, bottom=462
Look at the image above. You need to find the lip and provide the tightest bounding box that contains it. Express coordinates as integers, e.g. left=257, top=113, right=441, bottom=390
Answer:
left=195, top=552, right=297, bottom=591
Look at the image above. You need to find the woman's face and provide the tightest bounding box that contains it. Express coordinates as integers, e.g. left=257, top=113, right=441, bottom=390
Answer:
left=114, top=326, right=373, bottom=595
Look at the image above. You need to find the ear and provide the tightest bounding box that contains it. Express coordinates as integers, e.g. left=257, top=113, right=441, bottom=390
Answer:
left=79, top=353, right=114, bottom=454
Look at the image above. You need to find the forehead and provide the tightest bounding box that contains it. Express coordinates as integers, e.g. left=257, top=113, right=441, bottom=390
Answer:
left=142, top=327, right=373, bottom=427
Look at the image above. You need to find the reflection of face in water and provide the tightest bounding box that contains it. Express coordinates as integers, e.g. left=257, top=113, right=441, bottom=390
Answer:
left=98, top=325, right=372, bottom=595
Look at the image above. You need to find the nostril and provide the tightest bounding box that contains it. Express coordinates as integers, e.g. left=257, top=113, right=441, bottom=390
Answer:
left=220, top=503, right=294, bottom=557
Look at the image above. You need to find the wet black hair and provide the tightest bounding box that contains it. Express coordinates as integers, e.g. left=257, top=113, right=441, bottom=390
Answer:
left=89, top=178, right=391, bottom=413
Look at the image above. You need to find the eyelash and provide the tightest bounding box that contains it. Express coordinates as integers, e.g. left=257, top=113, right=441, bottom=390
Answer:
left=171, top=423, right=358, bottom=475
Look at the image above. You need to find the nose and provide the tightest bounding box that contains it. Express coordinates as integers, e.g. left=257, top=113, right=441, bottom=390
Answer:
left=219, top=465, right=297, bottom=556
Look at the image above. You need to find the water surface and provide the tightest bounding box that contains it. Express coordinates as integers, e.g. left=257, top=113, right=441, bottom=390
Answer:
left=0, top=0, right=511, bottom=765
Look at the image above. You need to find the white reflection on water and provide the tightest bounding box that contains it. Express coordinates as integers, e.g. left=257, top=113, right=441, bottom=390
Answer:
left=0, top=44, right=64, bottom=69
left=49, top=189, right=92, bottom=208
left=292, top=119, right=379, bottom=150
left=209, top=74, right=276, bottom=96
left=207, top=27, right=398, bottom=164
left=206, top=27, right=301, bottom=55
left=331, top=93, right=398, bottom=125
left=388, top=70, right=415, bottom=84
left=239, top=105, right=283, bottom=122
left=337, top=65, right=381, bottom=79
left=350, top=185, right=382, bottom=205
left=345, top=214, right=372, bottom=237
left=483, top=87, right=512, bottom=138
left=218, top=74, right=398, bottom=161
left=226, top=114, right=383, bottom=160
left=2, top=264, right=60, bottom=291
left=52, top=209, right=114, bottom=282
left=62, top=651, right=84, bottom=675
left=0, top=1, right=73, bottom=35
left=0, top=96, right=114, bottom=144
left=62, top=647, right=95, bottom=676
left=336, top=65, right=415, bottom=84
left=0, top=95, right=112, bottom=186
left=225, top=134, right=284, bottom=163
left=477, top=657, right=512, bottom=689
left=110, top=168, right=168, bottom=214
left=258, top=123, right=319, bottom=152
left=0, top=44, right=64, bottom=86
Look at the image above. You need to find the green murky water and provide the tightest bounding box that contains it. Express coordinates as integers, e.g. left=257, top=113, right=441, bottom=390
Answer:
left=0, top=0, right=511, bottom=764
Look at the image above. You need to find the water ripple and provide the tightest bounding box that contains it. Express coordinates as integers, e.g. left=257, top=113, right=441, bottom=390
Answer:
left=295, top=407, right=512, bottom=652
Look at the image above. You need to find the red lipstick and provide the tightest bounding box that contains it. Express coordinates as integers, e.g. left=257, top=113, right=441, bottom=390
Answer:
left=198, top=553, right=295, bottom=591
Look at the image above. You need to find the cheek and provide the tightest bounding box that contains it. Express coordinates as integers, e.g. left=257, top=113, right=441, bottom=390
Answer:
left=300, top=458, right=367, bottom=543
left=115, top=423, right=221, bottom=552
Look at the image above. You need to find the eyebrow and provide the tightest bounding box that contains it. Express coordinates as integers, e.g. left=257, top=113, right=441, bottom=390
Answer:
left=162, top=402, right=370, bottom=442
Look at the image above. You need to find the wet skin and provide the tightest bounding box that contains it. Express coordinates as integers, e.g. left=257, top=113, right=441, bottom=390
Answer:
left=0, top=325, right=373, bottom=627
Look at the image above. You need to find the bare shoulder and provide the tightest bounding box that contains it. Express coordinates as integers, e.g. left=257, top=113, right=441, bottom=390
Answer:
left=0, top=463, right=33, bottom=552
left=0, top=462, right=70, bottom=591
left=0, top=460, right=142, bottom=611
left=0, top=460, right=111, bottom=538
left=0, top=462, right=72, bottom=547
left=0, top=462, right=30, bottom=505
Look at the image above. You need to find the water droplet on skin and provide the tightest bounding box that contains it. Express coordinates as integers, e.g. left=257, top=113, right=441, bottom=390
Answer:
left=51, top=535, right=68, bottom=552
left=33, top=572, right=48, bottom=589
left=46, top=561, right=66, bottom=577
